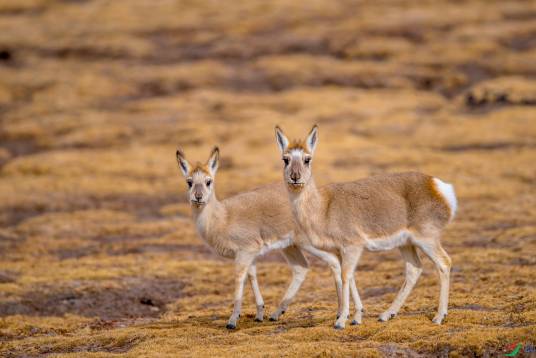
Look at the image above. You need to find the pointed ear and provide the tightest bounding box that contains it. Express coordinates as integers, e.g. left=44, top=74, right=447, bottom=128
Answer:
left=275, top=125, right=289, bottom=153
left=306, top=124, right=318, bottom=153
left=176, top=148, right=190, bottom=177
left=207, top=146, right=219, bottom=176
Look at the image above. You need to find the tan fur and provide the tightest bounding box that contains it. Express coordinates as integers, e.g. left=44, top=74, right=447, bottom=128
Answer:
left=275, top=125, right=456, bottom=328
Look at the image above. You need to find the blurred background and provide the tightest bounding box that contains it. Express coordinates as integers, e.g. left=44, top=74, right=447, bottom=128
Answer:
left=0, top=0, right=535, bottom=356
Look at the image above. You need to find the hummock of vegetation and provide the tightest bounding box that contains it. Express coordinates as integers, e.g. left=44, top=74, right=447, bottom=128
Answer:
left=1, top=0, right=535, bottom=356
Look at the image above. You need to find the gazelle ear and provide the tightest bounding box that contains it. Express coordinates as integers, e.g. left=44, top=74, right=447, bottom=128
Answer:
left=176, top=148, right=190, bottom=177
left=306, top=124, right=318, bottom=154
left=207, top=146, right=219, bottom=176
left=275, top=125, right=289, bottom=153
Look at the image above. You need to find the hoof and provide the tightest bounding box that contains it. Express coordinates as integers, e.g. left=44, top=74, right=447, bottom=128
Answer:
left=226, top=323, right=236, bottom=330
left=254, top=318, right=263, bottom=322
left=432, top=313, right=447, bottom=325
left=378, top=312, right=395, bottom=322
left=334, top=323, right=345, bottom=330
left=269, top=316, right=277, bottom=322
left=351, top=319, right=360, bottom=325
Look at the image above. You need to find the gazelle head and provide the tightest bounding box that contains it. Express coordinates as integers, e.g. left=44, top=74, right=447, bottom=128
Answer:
left=176, top=146, right=219, bottom=207
left=274, top=124, right=318, bottom=192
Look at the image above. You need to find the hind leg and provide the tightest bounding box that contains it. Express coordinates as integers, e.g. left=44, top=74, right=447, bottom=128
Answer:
left=413, top=238, right=451, bottom=324
left=302, top=245, right=344, bottom=319
left=269, top=245, right=309, bottom=321
left=379, top=245, right=423, bottom=322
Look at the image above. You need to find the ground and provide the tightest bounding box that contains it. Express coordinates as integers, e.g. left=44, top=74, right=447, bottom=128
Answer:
left=0, top=0, right=535, bottom=357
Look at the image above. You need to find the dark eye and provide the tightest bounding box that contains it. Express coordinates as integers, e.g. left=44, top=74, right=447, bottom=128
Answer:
left=304, top=157, right=311, bottom=165
left=186, top=179, right=193, bottom=188
left=283, top=158, right=289, bottom=166
left=206, top=179, right=212, bottom=187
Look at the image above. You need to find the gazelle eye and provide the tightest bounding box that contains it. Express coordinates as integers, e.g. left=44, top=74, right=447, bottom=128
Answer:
left=186, top=179, right=193, bottom=188
left=206, top=179, right=212, bottom=187
left=304, top=157, right=311, bottom=165
left=283, top=157, right=289, bottom=166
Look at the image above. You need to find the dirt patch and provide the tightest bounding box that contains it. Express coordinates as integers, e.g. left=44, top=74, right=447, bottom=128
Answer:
left=379, top=344, right=430, bottom=358
left=0, top=277, right=184, bottom=320
left=0, top=192, right=182, bottom=228
left=363, top=286, right=398, bottom=298
left=439, top=141, right=535, bottom=152
left=107, top=243, right=213, bottom=257
left=0, top=270, right=17, bottom=283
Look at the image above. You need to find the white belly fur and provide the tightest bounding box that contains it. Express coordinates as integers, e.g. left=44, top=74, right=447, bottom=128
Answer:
left=259, top=235, right=293, bottom=256
left=364, top=230, right=412, bottom=251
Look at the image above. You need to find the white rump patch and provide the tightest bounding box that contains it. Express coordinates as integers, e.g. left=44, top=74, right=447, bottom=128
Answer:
left=433, top=178, right=457, bottom=220
left=259, top=236, right=293, bottom=256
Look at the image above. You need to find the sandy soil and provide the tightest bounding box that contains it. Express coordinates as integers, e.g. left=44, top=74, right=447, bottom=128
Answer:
left=0, top=0, right=535, bottom=356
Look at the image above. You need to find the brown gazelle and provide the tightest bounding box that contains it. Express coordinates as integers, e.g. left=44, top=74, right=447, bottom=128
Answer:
left=176, top=146, right=310, bottom=329
left=275, top=125, right=457, bottom=329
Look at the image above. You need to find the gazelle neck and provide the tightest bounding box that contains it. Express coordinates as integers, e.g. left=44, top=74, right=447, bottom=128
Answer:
left=192, top=191, right=225, bottom=237
left=290, top=177, right=323, bottom=217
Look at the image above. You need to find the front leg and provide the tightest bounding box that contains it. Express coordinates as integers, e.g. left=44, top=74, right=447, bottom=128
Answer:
left=227, top=252, right=256, bottom=329
left=247, top=264, right=265, bottom=322
left=334, top=246, right=363, bottom=329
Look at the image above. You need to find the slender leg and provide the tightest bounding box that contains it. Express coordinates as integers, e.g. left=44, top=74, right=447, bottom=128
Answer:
left=302, top=245, right=343, bottom=319
left=413, top=239, right=451, bottom=324
left=379, top=244, right=423, bottom=322
left=334, top=246, right=362, bottom=329
left=337, top=252, right=364, bottom=325
left=270, top=245, right=309, bottom=321
left=350, top=267, right=364, bottom=325
left=227, top=252, right=256, bottom=329
left=248, top=264, right=265, bottom=322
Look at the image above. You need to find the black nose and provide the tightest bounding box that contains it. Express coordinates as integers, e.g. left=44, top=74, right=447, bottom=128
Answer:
left=195, top=193, right=202, bottom=201
left=290, top=172, right=300, bottom=182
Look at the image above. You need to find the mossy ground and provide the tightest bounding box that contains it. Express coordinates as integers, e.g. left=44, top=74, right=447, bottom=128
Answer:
left=0, top=0, right=535, bottom=356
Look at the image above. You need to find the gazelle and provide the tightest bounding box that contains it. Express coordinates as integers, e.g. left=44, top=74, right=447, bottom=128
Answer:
left=176, top=146, right=363, bottom=329
left=275, top=125, right=457, bottom=329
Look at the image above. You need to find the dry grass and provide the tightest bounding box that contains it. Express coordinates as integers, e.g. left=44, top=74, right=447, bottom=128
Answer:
left=1, top=0, right=535, bottom=356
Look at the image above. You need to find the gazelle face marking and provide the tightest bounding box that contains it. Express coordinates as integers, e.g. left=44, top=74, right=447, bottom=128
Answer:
left=275, top=125, right=318, bottom=192
left=186, top=168, right=213, bottom=206
left=176, top=147, right=219, bottom=207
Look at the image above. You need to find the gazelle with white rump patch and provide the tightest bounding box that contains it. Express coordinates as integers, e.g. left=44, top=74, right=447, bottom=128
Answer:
left=176, top=147, right=310, bottom=329
left=275, top=125, right=457, bottom=329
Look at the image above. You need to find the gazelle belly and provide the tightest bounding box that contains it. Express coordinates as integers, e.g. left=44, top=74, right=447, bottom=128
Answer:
left=364, top=230, right=412, bottom=251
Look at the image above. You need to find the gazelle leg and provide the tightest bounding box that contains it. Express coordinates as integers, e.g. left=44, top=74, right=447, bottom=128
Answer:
left=270, top=245, right=309, bottom=321
left=302, top=245, right=343, bottom=319
left=379, top=244, right=423, bottom=322
left=334, top=246, right=363, bottom=329
left=350, top=273, right=364, bottom=325
left=337, top=252, right=364, bottom=325
left=414, top=239, right=451, bottom=324
left=248, top=264, right=265, bottom=322
left=227, top=252, right=256, bottom=329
